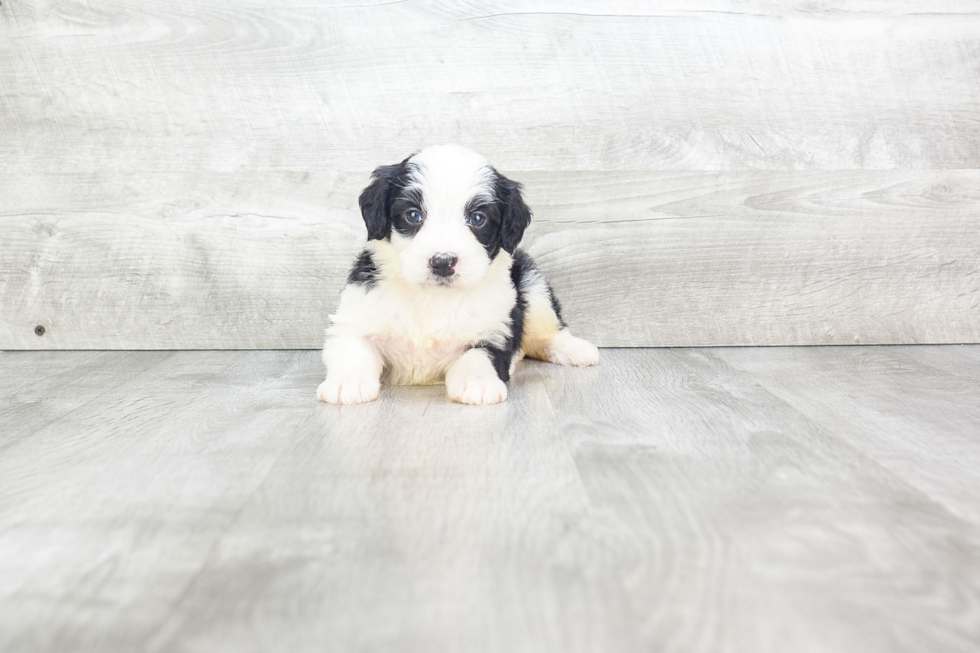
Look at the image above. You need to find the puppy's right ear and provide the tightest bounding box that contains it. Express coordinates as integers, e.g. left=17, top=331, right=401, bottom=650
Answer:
left=358, top=164, right=400, bottom=240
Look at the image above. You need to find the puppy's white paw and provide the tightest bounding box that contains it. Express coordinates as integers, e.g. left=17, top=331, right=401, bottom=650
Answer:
left=445, top=349, right=508, bottom=405
left=447, top=373, right=508, bottom=405
left=316, top=376, right=380, bottom=404
left=548, top=330, right=600, bottom=367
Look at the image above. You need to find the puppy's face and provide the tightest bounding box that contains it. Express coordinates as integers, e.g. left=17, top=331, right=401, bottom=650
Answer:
left=358, top=145, right=531, bottom=289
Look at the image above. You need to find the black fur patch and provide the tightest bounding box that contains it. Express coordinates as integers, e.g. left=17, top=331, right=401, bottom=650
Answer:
left=346, top=249, right=379, bottom=289
left=549, top=290, right=568, bottom=329
left=493, top=170, right=532, bottom=255
left=390, top=186, right=426, bottom=238
left=511, top=249, right=567, bottom=328
left=358, top=158, right=415, bottom=240
left=457, top=170, right=532, bottom=260
left=464, top=195, right=504, bottom=258
left=472, top=250, right=534, bottom=382
left=510, top=248, right=534, bottom=277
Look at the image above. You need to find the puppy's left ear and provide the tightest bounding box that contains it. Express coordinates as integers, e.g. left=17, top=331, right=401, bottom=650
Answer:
left=496, top=173, right=532, bottom=254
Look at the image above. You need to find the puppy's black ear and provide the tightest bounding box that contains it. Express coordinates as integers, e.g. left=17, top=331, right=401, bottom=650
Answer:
left=496, top=173, right=532, bottom=254
left=358, top=164, right=400, bottom=240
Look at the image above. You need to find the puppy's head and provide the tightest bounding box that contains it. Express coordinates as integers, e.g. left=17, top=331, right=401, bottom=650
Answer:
left=358, top=144, right=531, bottom=289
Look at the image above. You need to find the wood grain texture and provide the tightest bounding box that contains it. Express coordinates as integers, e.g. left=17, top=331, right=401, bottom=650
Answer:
left=903, top=344, right=980, bottom=384
left=1, top=347, right=979, bottom=652
left=2, top=0, right=979, bottom=348
left=0, top=350, right=172, bottom=450
left=2, top=0, right=980, bottom=171
left=0, top=350, right=318, bottom=653
left=2, top=169, right=978, bottom=348
left=715, top=346, right=980, bottom=522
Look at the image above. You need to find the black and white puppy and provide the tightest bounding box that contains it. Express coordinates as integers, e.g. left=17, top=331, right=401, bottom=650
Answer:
left=317, top=144, right=599, bottom=405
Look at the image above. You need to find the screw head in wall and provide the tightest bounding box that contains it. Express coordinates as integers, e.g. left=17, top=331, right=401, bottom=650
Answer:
left=35, top=325, right=46, bottom=336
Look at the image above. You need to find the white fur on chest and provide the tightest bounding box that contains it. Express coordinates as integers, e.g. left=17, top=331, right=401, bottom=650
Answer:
left=328, top=249, right=515, bottom=385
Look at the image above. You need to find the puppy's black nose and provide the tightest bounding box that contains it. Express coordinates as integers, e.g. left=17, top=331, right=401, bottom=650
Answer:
left=429, top=253, right=458, bottom=277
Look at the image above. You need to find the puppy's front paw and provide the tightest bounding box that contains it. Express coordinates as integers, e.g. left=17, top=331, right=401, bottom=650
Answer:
left=447, top=373, right=508, bottom=405
left=548, top=331, right=600, bottom=367
left=316, top=376, right=380, bottom=404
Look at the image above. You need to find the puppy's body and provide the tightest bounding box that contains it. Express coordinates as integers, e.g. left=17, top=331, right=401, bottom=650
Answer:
left=318, top=145, right=598, bottom=405
left=331, top=241, right=516, bottom=387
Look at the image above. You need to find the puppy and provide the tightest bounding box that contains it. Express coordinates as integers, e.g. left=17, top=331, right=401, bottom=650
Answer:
left=317, top=144, right=599, bottom=405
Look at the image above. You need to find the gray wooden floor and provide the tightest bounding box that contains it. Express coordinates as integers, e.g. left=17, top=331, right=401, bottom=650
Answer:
left=1, top=347, right=979, bottom=653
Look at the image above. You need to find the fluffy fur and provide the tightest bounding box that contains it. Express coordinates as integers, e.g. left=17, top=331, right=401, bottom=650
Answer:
left=317, top=144, right=599, bottom=405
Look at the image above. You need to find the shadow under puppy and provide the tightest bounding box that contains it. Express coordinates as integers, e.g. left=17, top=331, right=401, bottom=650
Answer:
left=317, top=144, right=599, bottom=405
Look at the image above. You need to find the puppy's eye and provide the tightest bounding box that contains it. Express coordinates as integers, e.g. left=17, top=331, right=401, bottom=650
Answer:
left=467, top=213, right=486, bottom=227
left=405, top=209, right=423, bottom=224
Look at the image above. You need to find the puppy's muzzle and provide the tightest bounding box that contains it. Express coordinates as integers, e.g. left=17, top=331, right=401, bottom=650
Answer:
left=429, top=253, right=458, bottom=278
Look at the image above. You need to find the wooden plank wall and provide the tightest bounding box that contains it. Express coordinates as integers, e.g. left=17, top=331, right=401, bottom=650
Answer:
left=1, top=0, right=978, bottom=349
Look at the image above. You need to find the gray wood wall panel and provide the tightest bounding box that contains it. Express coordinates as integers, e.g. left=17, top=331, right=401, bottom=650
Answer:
left=4, top=0, right=980, bottom=171
left=2, top=1, right=979, bottom=348
left=3, top=169, right=979, bottom=349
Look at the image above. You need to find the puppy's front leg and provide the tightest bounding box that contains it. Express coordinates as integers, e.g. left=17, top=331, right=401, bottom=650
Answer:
left=446, top=348, right=508, bottom=406
left=317, top=335, right=384, bottom=404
